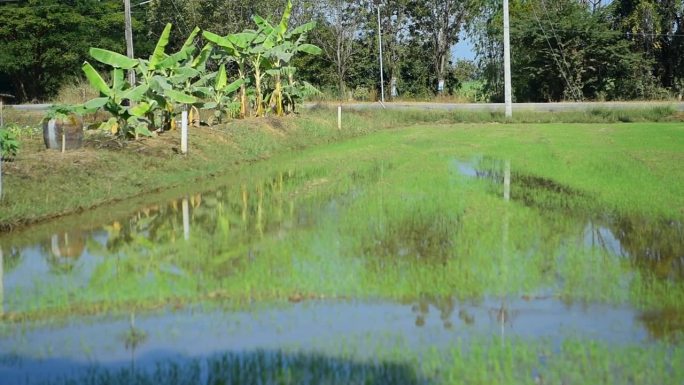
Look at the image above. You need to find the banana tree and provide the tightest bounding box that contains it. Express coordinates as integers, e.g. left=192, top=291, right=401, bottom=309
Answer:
left=281, top=66, right=321, bottom=114
left=199, top=64, right=244, bottom=123
left=247, top=37, right=271, bottom=117
left=252, top=0, right=321, bottom=116
left=135, top=23, right=202, bottom=130
left=82, top=49, right=153, bottom=138
left=202, top=31, right=258, bottom=118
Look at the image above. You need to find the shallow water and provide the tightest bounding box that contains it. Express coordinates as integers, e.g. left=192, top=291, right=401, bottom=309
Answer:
left=1, top=152, right=683, bottom=384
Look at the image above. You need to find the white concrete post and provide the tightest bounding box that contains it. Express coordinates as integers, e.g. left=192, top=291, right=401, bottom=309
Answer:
left=337, top=105, right=342, bottom=130
left=181, top=106, right=188, bottom=155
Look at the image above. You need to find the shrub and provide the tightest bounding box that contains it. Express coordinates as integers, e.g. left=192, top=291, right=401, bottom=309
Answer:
left=0, top=128, right=20, bottom=159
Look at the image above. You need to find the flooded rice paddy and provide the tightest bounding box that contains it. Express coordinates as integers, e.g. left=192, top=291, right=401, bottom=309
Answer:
left=1, top=127, right=683, bottom=384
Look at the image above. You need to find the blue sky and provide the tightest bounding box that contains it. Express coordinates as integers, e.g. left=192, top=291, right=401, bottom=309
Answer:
left=453, top=36, right=476, bottom=61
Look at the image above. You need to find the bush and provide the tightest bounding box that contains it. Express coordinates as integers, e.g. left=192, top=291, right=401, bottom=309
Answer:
left=352, top=86, right=371, bottom=101
left=0, top=128, right=20, bottom=159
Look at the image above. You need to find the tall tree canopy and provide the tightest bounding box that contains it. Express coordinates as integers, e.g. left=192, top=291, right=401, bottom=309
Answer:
left=2, top=0, right=684, bottom=102
left=0, top=0, right=128, bottom=101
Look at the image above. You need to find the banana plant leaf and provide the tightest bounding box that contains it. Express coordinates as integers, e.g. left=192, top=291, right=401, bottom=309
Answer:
left=298, top=44, right=322, bottom=55
left=151, top=75, right=172, bottom=91
left=82, top=62, right=112, bottom=96
left=89, top=48, right=138, bottom=69
left=288, top=21, right=317, bottom=38
left=169, top=67, right=201, bottom=85
left=150, top=23, right=173, bottom=68
left=224, top=79, right=244, bottom=94
left=193, top=87, right=213, bottom=97
left=228, top=32, right=259, bottom=49
left=277, top=0, right=292, bottom=36
left=159, top=48, right=192, bottom=69
left=112, top=69, right=125, bottom=92
left=181, top=27, right=201, bottom=52
left=252, top=15, right=274, bottom=36
left=128, top=103, right=151, bottom=118
left=83, top=97, right=109, bottom=110
left=122, top=84, right=149, bottom=102
left=202, top=31, right=234, bottom=49
left=215, top=64, right=228, bottom=90
left=191, top=43, right=213, bottom=71
left=165, top=89, right=198, bottom=104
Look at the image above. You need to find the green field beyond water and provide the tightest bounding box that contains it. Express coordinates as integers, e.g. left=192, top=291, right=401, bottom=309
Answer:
left=1, top=122, right=683, bottom=384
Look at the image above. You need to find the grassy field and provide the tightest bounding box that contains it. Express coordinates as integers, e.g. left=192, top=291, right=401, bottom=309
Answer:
left=1, top=106, right=683, bottom=231
left=2, top=107, right=684, bottom=384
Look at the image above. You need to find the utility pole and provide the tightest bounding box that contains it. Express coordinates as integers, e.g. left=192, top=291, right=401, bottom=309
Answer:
left=503, top=0, right=512, bottom=118
left=377, top=3, right=385, bottom=104
left=124, top=0, right=136, bottom=85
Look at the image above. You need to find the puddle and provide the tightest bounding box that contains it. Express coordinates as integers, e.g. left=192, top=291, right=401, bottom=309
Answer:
left=0, top=154, right=683, bottom=383
left=0, top=298, right=656, bottom=384
left=452, top=156, right=684, bottom=282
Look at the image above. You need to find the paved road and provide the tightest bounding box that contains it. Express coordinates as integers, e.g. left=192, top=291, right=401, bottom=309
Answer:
left=6, top=104, right=53, bottom=111
left=8, top=101, right=684, bottom=112
left=305, top=101, right=684, bottom=112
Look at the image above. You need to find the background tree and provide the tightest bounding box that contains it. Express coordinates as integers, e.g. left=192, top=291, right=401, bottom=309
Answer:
left=408, top=0, right=475, bottom=94
left=312, top=0, right=365, bottom=98
left=376, top=0, right=411, bottom=99
left=0, top=0, right=131, bottom=102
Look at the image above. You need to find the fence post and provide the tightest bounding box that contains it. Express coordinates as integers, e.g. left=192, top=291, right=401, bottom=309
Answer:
left=181, top=105, right=188, bottom=154
left=337, top=105, right=342, bottom=130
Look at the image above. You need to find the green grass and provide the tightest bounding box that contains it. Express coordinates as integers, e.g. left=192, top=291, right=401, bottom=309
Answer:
left=2, top=104, right=677, bottom=231
left=2, top=113, right=684, bottom=384
left=3, top=117, right=684, bottom=318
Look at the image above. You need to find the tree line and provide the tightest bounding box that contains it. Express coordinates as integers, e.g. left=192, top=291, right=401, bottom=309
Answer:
left=1, top=0, right=683, bottom=103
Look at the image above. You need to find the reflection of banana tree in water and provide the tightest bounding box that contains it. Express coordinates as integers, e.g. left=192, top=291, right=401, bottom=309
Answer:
left=42, top=231, right=86, bottom=274
left=411, top=295, right=457, bottom=329
left=0, top=245, right=22, bottom=314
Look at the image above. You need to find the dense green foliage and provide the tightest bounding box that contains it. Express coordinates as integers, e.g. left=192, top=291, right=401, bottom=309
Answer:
left=475, top=0, right=684, bottom=102
left=0, top=128, right=19, bottom=159
left=0, top=0, right=149, bottom=102
left=1, top=0, right=683, bottom=102
left=76, top=1, right=320, bottom=137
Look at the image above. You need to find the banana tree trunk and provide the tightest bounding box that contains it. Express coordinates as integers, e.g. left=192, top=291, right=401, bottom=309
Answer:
left=275, top=73, right=283, bottom=117
left=238, top=65, right=248, bottom=119
left=255, top=67, right=264, bottom=117
left=287, top=72, right=295, bottom=114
